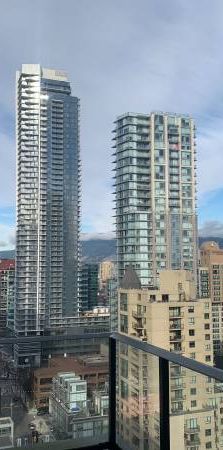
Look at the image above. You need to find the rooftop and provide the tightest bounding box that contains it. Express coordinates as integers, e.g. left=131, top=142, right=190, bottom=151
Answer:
left=0, top=259, right=15, bottom=271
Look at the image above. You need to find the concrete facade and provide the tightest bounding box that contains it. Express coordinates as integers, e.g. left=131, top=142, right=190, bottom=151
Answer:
left=117, top=270, right=223, bottom=450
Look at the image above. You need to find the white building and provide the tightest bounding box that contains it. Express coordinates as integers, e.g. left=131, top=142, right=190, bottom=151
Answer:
left=0, top=418, right=14, bottom=449
left=50, top=372, right=87, bottom=435
left=15, top=64, right=80, bottom=349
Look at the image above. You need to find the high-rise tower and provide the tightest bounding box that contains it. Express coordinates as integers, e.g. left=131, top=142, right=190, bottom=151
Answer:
left=15, top=64, right=80, bottom=336
left=113, top=112, right=197, bottom=287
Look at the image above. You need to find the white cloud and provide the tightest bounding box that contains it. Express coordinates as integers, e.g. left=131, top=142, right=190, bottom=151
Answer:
left=81, top=232, right=115, bottom=241
left=197, top=121, right=223, bottom=200
left=199, top=221, right=223, bottom=238
left=0, top=133, right=15, bottom=207
left=0, top=224, right=15, bottom=251
left=1, top=1, right=223, bottom=232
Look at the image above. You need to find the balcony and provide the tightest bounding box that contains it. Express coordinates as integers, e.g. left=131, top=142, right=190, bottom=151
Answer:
left=185, top=436, right=200, bottom=446
left=169, top=333, right=182, bottom=342
left=132, top=310, right=143, bottom=319
left=0, top=332, right=223, bottom=450
left=169, top=321, right=183, bottom=330
left=184, top=425, right=200, bottom=433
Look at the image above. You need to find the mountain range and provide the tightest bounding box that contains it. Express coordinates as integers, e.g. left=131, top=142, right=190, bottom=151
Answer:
left=0, top=237, right=222, bottom=263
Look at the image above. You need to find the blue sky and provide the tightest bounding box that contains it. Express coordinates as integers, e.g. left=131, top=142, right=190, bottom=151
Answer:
left=1, top=0, right=223, bottom=249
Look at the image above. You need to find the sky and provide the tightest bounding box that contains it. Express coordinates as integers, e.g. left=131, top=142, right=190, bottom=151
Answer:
left=1, top=0, right=223, bottom=249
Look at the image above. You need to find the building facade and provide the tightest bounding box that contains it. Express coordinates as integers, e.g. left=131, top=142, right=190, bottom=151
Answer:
left=50, top=372, right=87, bottom=434
left=15, top=64, right=80, bottom=337
left=0, top=260, right=15, bottom=330
left=113, top=112, right=197, bottom=287
left=79, top=263, right=99, bottom=310
left=33, top=353, right=108, bottom=411
left=99, top=261, right=116, bottom=290
left=50, top=372, right=108, bottom=442
left=117, top=269, right=223, bottom=450
left=200, top=241, right=223, bottom=358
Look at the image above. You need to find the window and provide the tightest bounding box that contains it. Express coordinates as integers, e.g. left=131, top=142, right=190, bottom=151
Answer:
left=204, top=313, right=209, bottom=319
left=188, top=306, right=194, bottom=313
left=204, top=324, right=210, bottom=330
left=189, top=341, right=195, bottom=348
left=205, top=355, right=211, bottom=362
left=205, top=416, right=211, bottom=423
left=189, top=329, right=195, bottom=336
left=190, top=388, right=196, bottom=395
left=206, top=443, right=212, bottom=449
left=205, top=429, right=211, bottom=436
left=169, top=307, right=181, bottom=317
left=205, top=334, right=210, bottom=340
left=191, top=400, right=197, bottom=407
left=120, top=315, right=128, bottom=333
left=188, top=318, right=195, bottom=325
left=191, top=376, right=196, bottom=384
left=40, top=378, right=52, bottom=385
left=40, top=387, right=50, bottom=392
left=121, top=380, right=128, bottom=399
left=120, top=293, right=128, bottom=311
left=76, top=384, right=85, bottom=392
left=190, top=353, right=196, bottom=359
left=186, top=418, right=197, bottom=429
left=205, top=344, right=211, bottom=350
left=121, top=359, right=128, bottom=378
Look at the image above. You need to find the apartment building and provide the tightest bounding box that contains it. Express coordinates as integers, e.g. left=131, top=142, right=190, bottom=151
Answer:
left=113, top=112, right=197, bottom=288
left=117, top=269, right=223, bottom=450
left=0, top=260, right=15, bottom=329
left=200, top=241, right=223, bottom=357
left=79, top=263, right=99, bottom=310
left=99, top=261, right=116, bottom=290
left=15, top=64, right=80, bottom=342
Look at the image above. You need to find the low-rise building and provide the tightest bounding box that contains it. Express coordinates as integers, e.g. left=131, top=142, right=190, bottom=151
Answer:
left=33, top=353, right=108, bottom=410
left=50, top=372, right=109, bottom=441
left=0, top=418, right=14, bottom=449
left=50, top=372, right=87, bottom=434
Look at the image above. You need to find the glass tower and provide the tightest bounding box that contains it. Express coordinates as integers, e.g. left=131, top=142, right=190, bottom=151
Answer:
left=113, top=112, right=197, bottom=287
left=15, top=64, right=80, bottom=335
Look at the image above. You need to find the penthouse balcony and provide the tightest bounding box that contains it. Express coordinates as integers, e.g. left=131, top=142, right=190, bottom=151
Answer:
left=0, top=332, right=223, bottom=450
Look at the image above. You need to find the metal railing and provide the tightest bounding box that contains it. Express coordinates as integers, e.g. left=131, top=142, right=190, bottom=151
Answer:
left=2, top=331, right=223, bottom=450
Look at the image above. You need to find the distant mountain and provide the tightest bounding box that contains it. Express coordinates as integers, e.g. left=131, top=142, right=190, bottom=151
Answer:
left=1, top=237, right=223, bottom=263
left=0, top=250, right=15, bottom=259
left=81, top=239, right=116, bottom=262
left=0, top=239, right=116, bottom=263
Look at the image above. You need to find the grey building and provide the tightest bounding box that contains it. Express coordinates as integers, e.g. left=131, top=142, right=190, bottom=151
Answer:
left=113, top=112, right=198, bottom=287
left=15, top=64, right=80, bottom=338
left=79, top=264, right=99, bottom=310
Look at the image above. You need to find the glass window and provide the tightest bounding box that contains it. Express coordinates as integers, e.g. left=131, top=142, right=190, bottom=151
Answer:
left=190, top=388, right=196, bottom=395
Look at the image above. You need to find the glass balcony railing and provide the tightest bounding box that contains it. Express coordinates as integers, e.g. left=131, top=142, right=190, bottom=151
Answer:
left=0, top=332, right=223, bottom=449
